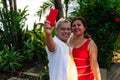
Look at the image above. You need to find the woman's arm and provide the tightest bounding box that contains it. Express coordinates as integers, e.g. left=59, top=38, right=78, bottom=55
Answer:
left=89, top=39, right=101, bottom=80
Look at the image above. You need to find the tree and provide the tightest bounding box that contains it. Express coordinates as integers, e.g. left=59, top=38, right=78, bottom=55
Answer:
left=69, top=0, right=120, bottom=68
left=37, top=0, right=74, bottom=20
left=54, top=0, right=64, bottom=20
left=0, top=0, right=28, bottom=50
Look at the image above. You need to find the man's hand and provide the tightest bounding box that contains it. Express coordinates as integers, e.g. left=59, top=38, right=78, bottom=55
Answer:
left=44, top=20, right=54, bottom=35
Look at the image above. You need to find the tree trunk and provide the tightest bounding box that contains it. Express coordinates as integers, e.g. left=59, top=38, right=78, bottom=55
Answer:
left=1, top=0, right=22, bottom=50
left=54, top=0, right=64, bottom=21
left=64, top=0, right=70, bottom=18
left=14, top=0, right=17, bottom=12
left=2, top=0, right=8, bottom=15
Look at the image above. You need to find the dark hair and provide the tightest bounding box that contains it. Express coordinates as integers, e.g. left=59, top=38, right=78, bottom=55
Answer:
left=71, top=16, right=91, bottom=38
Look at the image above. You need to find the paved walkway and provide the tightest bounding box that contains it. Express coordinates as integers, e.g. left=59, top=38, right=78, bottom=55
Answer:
left=116, top=74, right=120, bottom=80
left=8, top=53, right=120, bottom=80
left=106, top=52, right=120, bottom=80
left=106, top=62, right=120, bottom=80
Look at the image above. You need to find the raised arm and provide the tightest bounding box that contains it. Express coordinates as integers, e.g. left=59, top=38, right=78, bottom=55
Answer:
left=44, top=20, right=56, bottom=52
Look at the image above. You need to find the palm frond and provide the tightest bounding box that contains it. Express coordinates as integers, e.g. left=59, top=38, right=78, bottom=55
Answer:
left=37, top=0, right=53, bottom=20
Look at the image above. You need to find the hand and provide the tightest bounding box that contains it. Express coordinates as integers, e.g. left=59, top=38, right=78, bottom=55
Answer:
left=44, top=20, right=54, bottom=35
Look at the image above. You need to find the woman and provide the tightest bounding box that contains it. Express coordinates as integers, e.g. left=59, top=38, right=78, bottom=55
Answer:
left=68, top=16, right=101, bottom=80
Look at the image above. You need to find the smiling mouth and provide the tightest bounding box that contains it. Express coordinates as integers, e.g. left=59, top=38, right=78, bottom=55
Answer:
left=74, top=28, right=80, bottom=32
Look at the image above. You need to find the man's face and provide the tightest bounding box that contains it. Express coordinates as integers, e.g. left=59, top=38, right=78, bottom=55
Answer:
left=56, top=22, right=71, bottom=43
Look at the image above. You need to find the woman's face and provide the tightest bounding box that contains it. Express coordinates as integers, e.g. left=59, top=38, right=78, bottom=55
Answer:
left=71, top=20, right=86, bottom=36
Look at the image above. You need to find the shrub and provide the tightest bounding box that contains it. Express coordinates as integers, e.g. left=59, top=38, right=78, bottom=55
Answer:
left=0, top=46, right=24, bottom=72
left=70, top=0, right=120, bottom=68
left=21, top=23, right=48, bottom=65
left=114, top=35, right=120, bottom=53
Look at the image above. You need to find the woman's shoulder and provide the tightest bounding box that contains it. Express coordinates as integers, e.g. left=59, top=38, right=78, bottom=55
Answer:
left=87, top=38, right=97, bottom=46
left=88, top=38, right=95, bottom=42
left=88, top=38, right=97, bottom=49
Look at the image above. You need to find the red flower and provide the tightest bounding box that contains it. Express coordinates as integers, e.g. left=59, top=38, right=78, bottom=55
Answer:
left=111, top=11, right=115, bottom=15
left=115, top=18, right=120, bottom=23
left=117, top=34, right=120, bottom=39
left=102, top=39, right=106, bottom=42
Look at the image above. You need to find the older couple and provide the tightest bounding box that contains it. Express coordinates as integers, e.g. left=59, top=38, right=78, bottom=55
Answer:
left=43, top=17, right=101, bottom=80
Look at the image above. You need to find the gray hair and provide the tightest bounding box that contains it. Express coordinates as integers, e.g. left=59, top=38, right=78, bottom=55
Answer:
left=55, top=19, right=70, bottom=29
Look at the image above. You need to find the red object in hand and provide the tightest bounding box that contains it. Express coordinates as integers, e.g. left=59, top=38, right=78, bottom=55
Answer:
left=47, top=9, right=59, bottom=26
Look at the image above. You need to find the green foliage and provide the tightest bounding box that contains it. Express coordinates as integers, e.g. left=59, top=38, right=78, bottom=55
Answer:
left=0, top=1, right=48, bottom=73
left=70, top=0, right=120, bottom=68
left=0, top=1, right=30, bottom=72
left=0, top=0, right=49, bottom=72
left=37, top=0, right=53, bottom=20
left=0, top=46, right=24, bottom=72
left=39, top=69, right=49, bottom=80
left=0, top=6, right=29, bottom=51
left=114, top=37, right=120, bottom=53
left=21, top=23, right=48, bottom=65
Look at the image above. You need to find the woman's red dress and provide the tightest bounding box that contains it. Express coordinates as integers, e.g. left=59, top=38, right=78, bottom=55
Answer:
left=72, top=39, right=94, bottom=80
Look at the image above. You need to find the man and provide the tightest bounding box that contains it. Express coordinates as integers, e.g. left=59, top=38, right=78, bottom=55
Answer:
left=44, top=19, right=77, bottom=80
